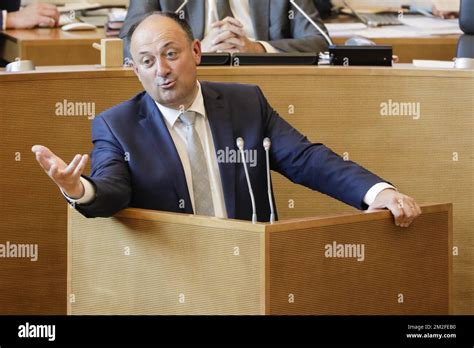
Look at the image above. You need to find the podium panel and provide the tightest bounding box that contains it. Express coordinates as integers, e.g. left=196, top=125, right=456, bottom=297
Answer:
left=266, top=207, right=451, bottom=314
left=68, top=208, right=265, bottom=315
left=68, top=204, right=451, bottom=315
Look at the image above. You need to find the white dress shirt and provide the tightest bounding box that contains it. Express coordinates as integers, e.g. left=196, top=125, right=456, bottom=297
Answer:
left=153, top=82, right=228, bottom=218
left=204, top=0, right=280, bottom=53
left=64, top=82, right=395, bottom=213
left=2, top=10, right=7, bottom=30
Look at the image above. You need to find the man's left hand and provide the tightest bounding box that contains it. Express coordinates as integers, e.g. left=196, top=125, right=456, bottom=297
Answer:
left=368, top=189, right=421, bottom=228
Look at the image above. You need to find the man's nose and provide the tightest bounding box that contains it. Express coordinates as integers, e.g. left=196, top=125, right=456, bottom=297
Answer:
left=155, top=57, right=171, bottom=78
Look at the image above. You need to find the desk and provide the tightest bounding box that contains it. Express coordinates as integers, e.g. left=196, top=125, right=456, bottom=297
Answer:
left=327, top=16, right=460, bottom=63
left=332, top=36, right=459, bottom=63
left=0, top=28, right=103, bottom=66
left=0, top=24, right=461, bottom=65
left=0, top=65, right=472, bottom=314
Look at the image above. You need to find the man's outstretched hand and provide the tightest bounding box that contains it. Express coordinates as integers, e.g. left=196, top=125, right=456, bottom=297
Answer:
left=32, top=145, right=88, bottom=199
left=368, top=189, right=421, bottom=228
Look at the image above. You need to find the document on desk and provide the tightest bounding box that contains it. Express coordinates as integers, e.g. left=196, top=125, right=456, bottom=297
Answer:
left=327, top=24, right=424, bottom=38
left=326, top=16, right=462, bottom=38
left=413, top=60, right=455, bottom=68
left=399, top=17, right=462, bottom=35
left=351, top=26, right=424, bottom=38
left=325, top=23, right=368, bottom=37
left=57, top=3, right=101, bottom=13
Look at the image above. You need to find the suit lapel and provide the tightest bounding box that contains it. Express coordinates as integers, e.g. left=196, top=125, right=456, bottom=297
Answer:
left=186, top=0, right=205, bottom=40
left=249, top=0, right=270, bottom=40
left=138, top=93, right=193, bottom=213
left=201, top=81, right=236, bottom=219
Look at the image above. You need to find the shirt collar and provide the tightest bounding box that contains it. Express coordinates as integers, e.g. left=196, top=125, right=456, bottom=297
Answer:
left=154, top=81, right=206, bottom=128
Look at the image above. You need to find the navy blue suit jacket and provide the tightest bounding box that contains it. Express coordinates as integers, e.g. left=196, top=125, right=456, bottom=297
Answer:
left=76, top=81, right=385, bottom=222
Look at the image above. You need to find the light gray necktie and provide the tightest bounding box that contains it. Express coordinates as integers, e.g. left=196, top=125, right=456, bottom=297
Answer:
left=216, top=0, right=233, bottom=20
left=179, top=111, right=215, bottom=217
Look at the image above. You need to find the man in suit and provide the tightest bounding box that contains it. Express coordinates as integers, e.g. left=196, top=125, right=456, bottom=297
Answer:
left=0, top=0, right=59, bottom=30
left=457, top=0, right=474, bottom=58
left=119, top=0, right=329, bottom=58
left=32, top=12, right=421, bottom=227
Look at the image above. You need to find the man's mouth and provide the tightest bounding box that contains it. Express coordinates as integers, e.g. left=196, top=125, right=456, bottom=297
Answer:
left=159, top=80, right=177, bottom=89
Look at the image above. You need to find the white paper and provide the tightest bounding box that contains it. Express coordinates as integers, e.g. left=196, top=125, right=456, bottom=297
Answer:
left=413, top=60, right=455, bottom=68
left=399, top=16, right=461, bottom=30
left=57, top=3, right=101, bottom=14
left=326, top=15, right=462, bottom=38
left=326, top=23, right=368, bottom=37
left=108, top=9, right=127, bottom=22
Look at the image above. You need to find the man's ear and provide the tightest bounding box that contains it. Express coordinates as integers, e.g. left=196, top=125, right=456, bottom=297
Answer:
left=192, top=39, right=202, bottom=66
left=129, top=59, right=141, bottom=82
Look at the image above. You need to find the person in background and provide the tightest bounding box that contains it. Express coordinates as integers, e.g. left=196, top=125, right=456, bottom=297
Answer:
left=0, top=0, right=59, bottom=30
left=120, top=0, right=330, bottom=58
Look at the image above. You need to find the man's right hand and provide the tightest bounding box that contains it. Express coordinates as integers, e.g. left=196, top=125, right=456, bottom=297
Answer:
left=32, top=145, right=88, bottom=199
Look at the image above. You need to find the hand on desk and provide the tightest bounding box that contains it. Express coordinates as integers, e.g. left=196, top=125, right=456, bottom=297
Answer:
left=201, top=17, right=265, bottom=54
left=6, top=3, right=60, bottom=29
left=31, top=145, right=88, bottom=199
left=432, top=6, right=459, bottom=19
left=368, top=189, right=421, bottom=228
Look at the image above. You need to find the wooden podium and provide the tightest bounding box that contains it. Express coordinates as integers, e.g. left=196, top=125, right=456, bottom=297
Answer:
left=67, top=203, right=452, bottom=315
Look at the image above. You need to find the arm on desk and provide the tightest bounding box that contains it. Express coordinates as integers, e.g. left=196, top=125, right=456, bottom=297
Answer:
left=5, top=2, right=59, bottom=29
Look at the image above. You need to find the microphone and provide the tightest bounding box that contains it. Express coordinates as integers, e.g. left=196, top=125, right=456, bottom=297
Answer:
left=291, top=0, right=392, bottom=66
left=175, top=0, right=188, bottom=14
left=345, top=37, right=376, bottom=46
left=236, top=137, right=257, bottom=224
left=289, top=0, right=334, bottom=46
left=263, top=138, right=275, bottom=224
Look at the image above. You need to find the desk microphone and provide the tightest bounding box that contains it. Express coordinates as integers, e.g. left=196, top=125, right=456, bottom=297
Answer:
left=290, top=0, right=334, bottom=46
left=263, top=138, right=275, bottom=224
left=236, top=137, right=257, bottom=224
left=290, top=0, right=392, bottom=66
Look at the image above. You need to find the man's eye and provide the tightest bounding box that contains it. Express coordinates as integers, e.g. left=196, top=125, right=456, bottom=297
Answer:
left=166, top=51, right=178, bottom=59
left=142, top=57, right=153, bottom=67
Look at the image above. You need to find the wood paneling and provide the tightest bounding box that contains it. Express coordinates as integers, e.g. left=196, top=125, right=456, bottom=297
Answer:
left=68, top=204, right=451, bottom=314
left=266, top=206, right=451, bottom=315
left=0, top=65, right=472, bottom=314
left=0, top=26, right=460, bottom=65
left=68, top=207, right=265, bottom=315
left=1, top=28, right=103, bottom=66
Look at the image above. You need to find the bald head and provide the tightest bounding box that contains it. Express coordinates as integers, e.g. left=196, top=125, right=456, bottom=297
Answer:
left=128, top=12, right=202, bottom=110
left=128, top=12, right=194, bottom=58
